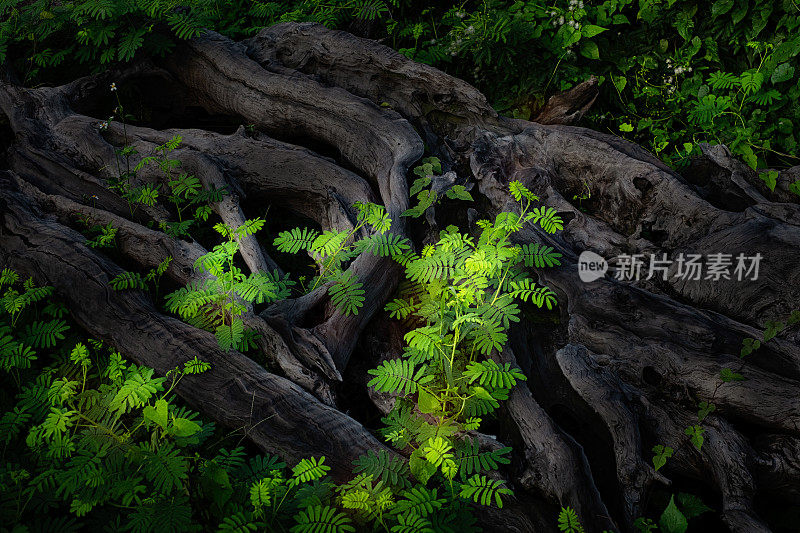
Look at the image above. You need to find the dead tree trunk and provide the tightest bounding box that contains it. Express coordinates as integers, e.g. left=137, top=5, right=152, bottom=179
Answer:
left=1, top=22, right=799, bottom=532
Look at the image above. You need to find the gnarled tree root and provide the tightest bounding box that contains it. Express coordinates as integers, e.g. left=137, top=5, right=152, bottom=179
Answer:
left=1, top=21, right=799, bottom=532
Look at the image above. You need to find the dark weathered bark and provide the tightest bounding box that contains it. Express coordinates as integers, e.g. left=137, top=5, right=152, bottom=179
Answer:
left=1, top=21, right=799, bottom=533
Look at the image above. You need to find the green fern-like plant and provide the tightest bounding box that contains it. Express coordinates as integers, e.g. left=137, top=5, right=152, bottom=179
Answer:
left=458, top=474, right=513, bottom=508
left=558, top=506, right=586, bottom=533
left=274, top=201, right=410, bottom=316
left=165, top=219, right=291, bottom=351
left=364, top=180, right=562, bottom=508
left=290, top=505, right=355, bottom=533
left=352, top=449, right=412, bottom=490
left=402, top=157, right=473, bottom=219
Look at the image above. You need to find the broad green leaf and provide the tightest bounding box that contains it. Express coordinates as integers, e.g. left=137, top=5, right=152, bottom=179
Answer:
left=410, top=447, right=437, bottom=485
left=418, top=388, right=440, bottom=414
left=711, top=0, right=734, bottom=18
left=143, top=398, right=169, bottom=428
left=581, top=25, right=607, bottom=38
left=171, top=418, right=201, bottom=438
left=760, top=170, right=778, bottom=191
left=652, top=444, right=673, bottom=471
left=771, top=62, right=795, bottom=84
left=580, top=41, right=600, bottom=60
left=659, top=495, right=688, bottom=533
left=677, top=493, right=712, bottom=519
left=720, top=367, right=746, bottom=382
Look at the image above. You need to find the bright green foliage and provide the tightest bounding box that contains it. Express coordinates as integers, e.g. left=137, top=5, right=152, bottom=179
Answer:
left=659, top=496, right=689, bottom=533
left=328, top=271, right=366, bottom=316
left=183, top=355, right=212, bottom=374
left=558, top=506, right=586, bottom=533
left=520, top=243, right=563, bottom=268
left=275, top=201, right=410, bottom=316
left=0, top=267, right=482, bottom=531
left=391, top=486, right=445, bottom=517
left=109, top=270, right=148, bottom=291
left=274, top=227, right=320, bottom=254
left=21, top=319, right=69, bottom=348
left=365, top=180, right=560, bottom=510
left=391, top=511, right=433, bottom=533
left=368, top=359, right=433, bottom=395
left=165, top=219, right=292, bottom=351
left=336, top=473, right=394, bottom=521
left=353, top=450, right=412, bottom=490
left=455, top=438, right=511, bottom=477
left=291, top=457, right=331, bottom=486
left=110, top=256, right=172, bottom=296
left=463, top=360, right=525, bottom=389
left=458, top=475, right=513, bottom=508
left=100, top=102, right=227, bottom=236
left=291, top=505, right=355, bottom=533
left=0, top=269, right=220, bottom=531
left=530, top=206, right=565, bottom=234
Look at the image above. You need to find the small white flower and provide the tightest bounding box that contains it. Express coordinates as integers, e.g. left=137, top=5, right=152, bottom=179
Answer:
left=559, top=16, right=565, bottom=25
left=99, top=121, right=109, bottom=130
left=109, top=82, right=117, bottom=92
left=91, top=195, right=99, bottom=200
left=465, top=25, right=475, bottom=34
left=578, top=0, right=584, bottom=7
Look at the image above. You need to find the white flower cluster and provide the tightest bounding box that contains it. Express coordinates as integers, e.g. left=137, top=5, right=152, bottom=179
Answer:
left=449, top=37, right=463, bottom=56
left=549, top=0, right=584, bottom=29
left=664, top=59, right=692, bottom=94
left=665, top=58, right=692, bottom=75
